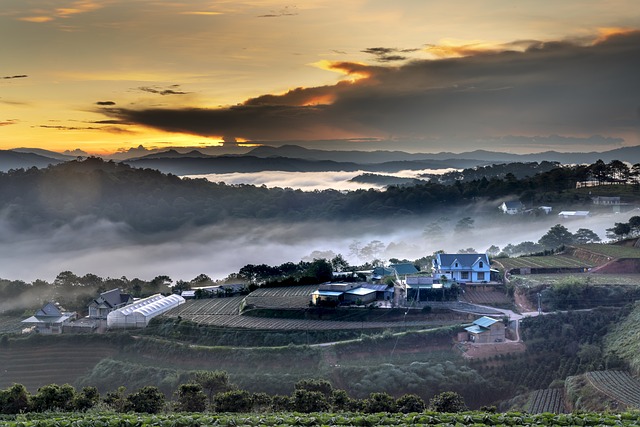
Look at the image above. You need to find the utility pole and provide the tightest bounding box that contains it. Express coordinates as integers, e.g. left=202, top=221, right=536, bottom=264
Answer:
left=537, top=292, right=542, bottom=314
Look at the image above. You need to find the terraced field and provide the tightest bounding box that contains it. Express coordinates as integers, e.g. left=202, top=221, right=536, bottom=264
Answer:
left=0, top=315, right=25, bottom=334
left=244, top=285, right=316, bottom=309
left=586, top=371, right=640, bottom=408
left=0, top=341, right=117, bottom=392
left=576, top=244, right=640, bottom=259
left=461, top=288, right=511, bottom=305
left=498, top=255, right=592, bottom=271
left=528, top=388, right=566, bottom=413
left=166, top=296, right=244, bottom=316
left=512, top=274, right=640, bottom=286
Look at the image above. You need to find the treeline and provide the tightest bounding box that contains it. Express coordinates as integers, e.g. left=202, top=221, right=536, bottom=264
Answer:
left=0, top=375, right=468, bottom=415
left=0, top=157, right=634, bottom=234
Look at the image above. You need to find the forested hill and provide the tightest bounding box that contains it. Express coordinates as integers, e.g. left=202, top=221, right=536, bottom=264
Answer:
left=0, top=157, right=618, bottom=233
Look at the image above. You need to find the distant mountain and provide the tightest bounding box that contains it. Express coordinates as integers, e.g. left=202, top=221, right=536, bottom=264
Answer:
left=0, top=150, right=64, bottom=172
left=248, top=144, right=640, bottom=165
left=127, top=149, right=211, bottom=160
left=10, top=148, right=75, bottom=161
left=123, top=155, right=484, bottom=175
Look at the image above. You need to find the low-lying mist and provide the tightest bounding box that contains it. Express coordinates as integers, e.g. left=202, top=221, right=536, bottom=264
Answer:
left=184, top=168, right=455, bottom=191
left=0, top=207, right=633, bottom=283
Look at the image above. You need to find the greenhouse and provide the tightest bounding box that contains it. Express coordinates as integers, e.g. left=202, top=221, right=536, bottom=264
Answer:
left=107, top=293, right=185, bottom=329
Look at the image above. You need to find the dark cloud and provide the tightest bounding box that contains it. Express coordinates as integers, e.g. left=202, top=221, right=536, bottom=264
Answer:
left=100, top=31, right=640, bottom=150
left=37, top=125, right=100, bottom=131
left=63, top=148, right=89, bottom=156
left=0, top=119, right=18, bottom=126
left=1, top=75, right=28, bottom=79
left=362, top=47, right=419, bottom=62
left=258, top=5, right=298, bottom=18
left=137, top=85, right=189, bottom=96
left=96, top=101, right=116, bottom=106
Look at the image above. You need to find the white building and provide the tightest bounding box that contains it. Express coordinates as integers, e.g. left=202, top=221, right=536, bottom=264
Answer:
left=107, top=294, right=185, bottom=329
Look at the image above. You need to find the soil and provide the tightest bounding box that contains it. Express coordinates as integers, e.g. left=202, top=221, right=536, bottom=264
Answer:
left=514, top=289, right=536, bottom=312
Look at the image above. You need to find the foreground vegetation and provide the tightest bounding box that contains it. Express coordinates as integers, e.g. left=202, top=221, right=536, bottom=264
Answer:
left=4, top=411, right=640, bottom=427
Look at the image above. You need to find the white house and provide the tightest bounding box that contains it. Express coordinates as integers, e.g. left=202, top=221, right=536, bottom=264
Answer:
left=432, top=253, right=491, bottom=283
left=558, top=210, right=590, bottom=219
left=499, top=201, right=524, bottom=215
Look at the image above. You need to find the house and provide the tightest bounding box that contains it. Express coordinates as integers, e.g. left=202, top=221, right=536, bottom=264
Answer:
left=432, top=253, right=490, bottom=283
left=390, top=263, right=419, bottom=276
left=22, top=302, right=77, bottom=334
left=343, top=287, right=377, bottom=305
left=499, top=200, right=524, bottom=215
left=88, top=288, right=133, bottom=320
left=362, top=283, right=394, bottom=301
left=464, top=316, right=505, bottom=343
left=558, top=210, right=590, bottom=219
left=592, top=196, right=621, bottom=205
left=539, top=206, right=553, bottom=215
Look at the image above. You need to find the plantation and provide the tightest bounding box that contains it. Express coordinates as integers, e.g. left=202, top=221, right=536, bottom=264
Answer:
left=585, top=371, right=640, bottom=408
left=243, top=285, right=318, bottom=309
left=527, top=388, right=566, bottom=413
left=498, top=255, right=591, bottom=271
left=4, top=411, right=640, bottom=426
left=575, top=244, right=640, bottom=259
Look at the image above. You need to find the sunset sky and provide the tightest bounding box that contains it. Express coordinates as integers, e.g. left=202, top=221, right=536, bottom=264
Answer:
left=1, top=0, right=639, bottom=156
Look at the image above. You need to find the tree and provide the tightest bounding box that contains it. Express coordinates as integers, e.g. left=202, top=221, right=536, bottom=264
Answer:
left=538, top=224, right=574, bottom=249
left=574, top=228, right=601, bottom=244
left=330, top=254, right=350, bottom=272
left=214, top=390, right=252, bottom=413
left=629, top=216, right=640, bottom=235
left=364, top=392, right=396, bottom=413
left=294, top=379, right=333, bottom=398
left=454, top=217, right=474, bottom=234
left=103, top=386, right=127, bottom=412
left=396, top=394, right=425, bottom=413
left=428, top=391, right=467, bottom=413
left=192, top=370, right=233, bottom=405
left=486, top=245, right=500, bottom=256
left=607, top=222, right=632, bottom=239
left=330, top=389, right=352, bottom=412
left=0, top=383, right=30, bottom=414
left=291, top=389, right=330, bottom=413
left=73, top=386, right=99, bottom=411
left=174, top=383, right=207, bottom=412
left=251, top=392, right=272, bottom=412
left=125, top=386, right=165, bottom=414
left=360, top=240, right=386, bottom=262
left=31, top=384, right=76, bottom=412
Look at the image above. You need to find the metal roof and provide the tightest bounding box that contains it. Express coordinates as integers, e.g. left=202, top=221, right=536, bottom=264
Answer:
left=474, top=316, right=500, bottom=328
left=390, top=263, right=419, bottom=275
left=464, top=325, right=485, bottom=334
left=345, top=287, right=377, bottom=296
left=436, top=253, right=489, bottom=268
left=362, top=284, right=392, bottom=291
left=312, top=290, right=343, bottom=297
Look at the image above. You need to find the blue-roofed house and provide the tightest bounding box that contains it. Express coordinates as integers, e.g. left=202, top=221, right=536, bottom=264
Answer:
left=464, top=316, right=505, bottom=343
left=390, top=263, right=419, bottom=276
left=433, top=253, right=491, bottom=283
left=88, top=288, right=133, bottom=320
left=22, top=302, right=77, bottom=334
left=343, top=287, right=377, bottom=305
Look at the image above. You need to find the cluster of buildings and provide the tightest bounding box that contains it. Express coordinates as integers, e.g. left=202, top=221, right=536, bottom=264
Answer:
left=21, top=289, right=185, bottom=334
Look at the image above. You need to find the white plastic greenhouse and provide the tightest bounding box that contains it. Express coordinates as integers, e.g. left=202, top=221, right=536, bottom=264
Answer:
left=107, top=293, right=185, bottom=329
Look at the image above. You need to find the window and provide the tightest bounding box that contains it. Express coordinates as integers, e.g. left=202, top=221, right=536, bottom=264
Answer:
left=455, top=262, right=458, bottom=267
left=479, top=261, right=483, bottom=268
left=461, top=272, right=469, bottom=279
left=477, top=272, right=485, bottom=280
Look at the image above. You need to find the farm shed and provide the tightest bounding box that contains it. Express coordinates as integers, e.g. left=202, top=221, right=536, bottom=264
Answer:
left=464, top=316, right=505, bottom=343
left=362, top=283, right=394, bottom=301
left=311, top=290, right=344, bottom=306
left=343, top=287, right=377, bottom=305
left=107, top=294, right=185, bottom=329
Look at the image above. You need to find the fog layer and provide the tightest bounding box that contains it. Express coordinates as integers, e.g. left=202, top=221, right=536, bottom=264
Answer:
left=0, top=208, right=633, bottom=283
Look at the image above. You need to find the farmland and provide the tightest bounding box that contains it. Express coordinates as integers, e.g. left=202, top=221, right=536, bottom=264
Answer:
left=0, top=316, right=24, bottom=334
left=511, top=273, right=640, bottom=287
left=244, top=284, right=317, bottom=309
left=527, top=388, right=566, bottom=413
left=4, top=411, right=640, bottom=427
left=496, top=255, right=591, bottom=271
left=585, top=371, right=640, bottom=408
left=575, top=244, right=640, bottom=259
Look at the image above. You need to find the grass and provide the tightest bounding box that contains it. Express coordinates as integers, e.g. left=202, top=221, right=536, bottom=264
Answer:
left=497, top=255, right=591, bottom=270
left=575, top=244, right=640, bottom=259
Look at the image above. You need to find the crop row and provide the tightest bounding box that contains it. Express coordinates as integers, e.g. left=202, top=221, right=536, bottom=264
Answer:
left=586, top=370, right=640, bottom=407
left=166, top=313, right=447, bottom=330
left=0, top=316, right=24, bottom=334
left=167, top=297, right=244, bottom=316
left=244, top=285, right=317, bottom=309
left=500, top=255, right=591, bottom=270
left=577, top=244, right=640, bottom=259
left=5, top=410, right=640, bottom=427
left=528, top=388, right=565, bottom=413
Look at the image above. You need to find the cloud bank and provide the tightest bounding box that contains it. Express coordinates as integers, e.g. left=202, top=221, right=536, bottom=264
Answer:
left=99, top=31, right=640, bottom=152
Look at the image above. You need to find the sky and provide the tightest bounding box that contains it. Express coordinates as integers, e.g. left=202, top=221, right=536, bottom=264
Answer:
left=1, top=0, right=640, bottom=156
